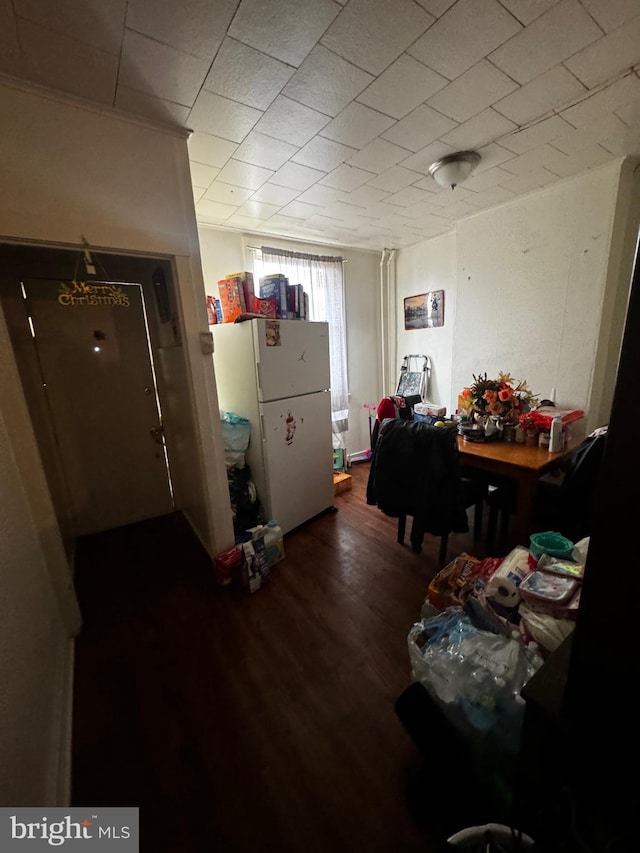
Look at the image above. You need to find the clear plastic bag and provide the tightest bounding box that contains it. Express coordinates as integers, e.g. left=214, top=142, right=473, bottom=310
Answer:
left=220, top=410, right=251, bottom=452
left=408, top=607, right=543, bottom=748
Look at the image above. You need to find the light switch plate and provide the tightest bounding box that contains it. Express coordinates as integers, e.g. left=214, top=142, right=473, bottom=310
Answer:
left=200, top=331, right=214, bottom=355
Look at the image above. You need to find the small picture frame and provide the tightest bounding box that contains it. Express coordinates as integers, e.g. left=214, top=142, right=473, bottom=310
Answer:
left=404, top=290, right=444, bottom=330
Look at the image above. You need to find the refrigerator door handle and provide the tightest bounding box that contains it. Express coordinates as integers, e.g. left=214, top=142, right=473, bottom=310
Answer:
left=260, top=412, right=265, bottom=442
left=256, top=361, right=263, bottom=394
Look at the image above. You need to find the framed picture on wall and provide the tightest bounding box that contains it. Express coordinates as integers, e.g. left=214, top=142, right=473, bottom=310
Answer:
left=404, top=290, right=444, bottom=330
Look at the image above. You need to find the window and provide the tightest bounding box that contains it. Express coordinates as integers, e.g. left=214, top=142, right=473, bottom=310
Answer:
left=252, top=246, right=349, bottom=449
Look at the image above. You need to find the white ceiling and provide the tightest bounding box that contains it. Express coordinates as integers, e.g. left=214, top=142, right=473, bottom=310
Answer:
left=3, top=0, right=640, bottom=251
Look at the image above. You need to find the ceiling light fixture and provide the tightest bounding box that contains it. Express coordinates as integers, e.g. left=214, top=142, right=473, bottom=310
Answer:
left=428, top=150, right=481, bottom=190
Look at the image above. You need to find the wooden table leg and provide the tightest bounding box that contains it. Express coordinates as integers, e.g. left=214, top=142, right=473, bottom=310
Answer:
left=511, top=474, right=538, bottom=548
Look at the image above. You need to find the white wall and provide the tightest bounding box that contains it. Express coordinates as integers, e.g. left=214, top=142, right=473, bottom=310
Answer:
left=197, top=227, right=382, bottom=457
left=396, top=231, right=456, bottom=409
left=0, top=78, right=233, bottom=804
left=395, top=160, right=636, bottom=435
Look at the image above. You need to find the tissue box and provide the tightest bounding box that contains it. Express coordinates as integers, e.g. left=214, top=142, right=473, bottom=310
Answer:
left=414, top=401, right=446, bottom=417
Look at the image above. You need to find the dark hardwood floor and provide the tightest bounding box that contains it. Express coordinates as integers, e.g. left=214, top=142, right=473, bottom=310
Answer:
left=71, top=462, right=491, bottom=853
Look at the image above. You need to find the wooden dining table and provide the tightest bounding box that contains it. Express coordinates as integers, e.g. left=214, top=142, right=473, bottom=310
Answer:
left=457, top=433, right=582, bottom=549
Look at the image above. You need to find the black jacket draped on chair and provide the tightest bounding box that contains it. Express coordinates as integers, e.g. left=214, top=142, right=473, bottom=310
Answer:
left=366, top=419, right=469, bottom=552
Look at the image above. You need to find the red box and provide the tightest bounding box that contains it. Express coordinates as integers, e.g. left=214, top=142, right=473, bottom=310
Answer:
left=530, top=406, right=584, bottom=430
left=214, top=545, right=243, bottom=587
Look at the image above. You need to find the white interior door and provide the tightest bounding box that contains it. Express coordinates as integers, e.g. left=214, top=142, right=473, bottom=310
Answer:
left=24, top=278, right=174, bottom=536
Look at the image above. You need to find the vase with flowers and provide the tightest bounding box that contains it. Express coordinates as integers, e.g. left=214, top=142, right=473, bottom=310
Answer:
left=459, top=372, right=538, bottom=426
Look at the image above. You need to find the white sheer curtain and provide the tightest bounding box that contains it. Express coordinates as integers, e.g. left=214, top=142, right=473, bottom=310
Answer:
left=253, top=246, right=349, bottom=449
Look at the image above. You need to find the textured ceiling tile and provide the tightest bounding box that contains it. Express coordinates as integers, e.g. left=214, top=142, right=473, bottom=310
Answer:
left=468, top=142, right=517, bottom=173
left=565, top=111, right=630, bottom=141
left=195, top=199, right=238, bottom=221
left=499, top=143, right=570, bottom=175
left=497, top=0, right=562, bottom=26
left=278, top=200, right=324, bottom=219
left=320, top=164, right=376, bottom=191
left=427, top=60, right=518, bottom=123
left=546, top=144, right=614, bottom=177
left=193, top=186, right=206, bottom=204
left=489, top=0, right=602, bottom=85
left=579, top=0, right=640, bottom=33
left=188, top=91, right=262, bottom=141
left=564, top=16, right=640, bottom=90
left=233, top=131, right=299, bottom=170
left=296, top=184, right=348, bottom=205
left=203, top=38, right=294, bottom=110
left=236, top=199, right=281, bottom=220
left=498, top=167, right=559, bottom=194
left=189, top=161, right=220, bottom=188
left=120, top=29, right=210, bottom=107
left=292, top=136, right=357, bottom=171
left=254, top=96, right=331, bottom=147
left=441, top=108, right=516, bottom=150
left=493, top=66, right=586, bottom=126
left=250, top=183, right=299, bottom=206
left=612, top=76, right=640, bottom=129
left=115, top=85, right=191, bottom=126
left=228, top=0, right=340, bottom=66
left=18, top=19, right=118, bottom=105
left=270, top=162, right=327, bottom=191
left=435, top=186, right=479, bottom=205
left=461, top=165, right=517, bottom=191
left=14, top=0, right=127, bottom=53
left=382, top=104, right=457, bottom=151
left=408, top=0, right=521, bottom=80
left=320, top=0, right=434, bottom=76
left=413, top=0, right=457, bottom=16
left=599, top=126, right=640, bottom=156
left=340, top=184, right=392, bottom=206
left=550, top=130, right=601, bottom=156
left=356, top=54, right=447, bottom=120
left=283, top=45, right=373, bottom=117
left=203, top=182, right=254, bottom=205
left=499, top=115, right=575, bottom=153
left=187, top=132, right=238, bottom=168
left=384, top=186, right=435, bottom=207
left=559, top=76, right=638, bottom=135
left=366, top=166, right=426, bottom=192
left=320, top=102, right=396, bottom=148
left=216, top=159, right=275, bottom=190
left=225, top=214, right=271, bottom=230
left=434, top=199, right=479, bottom=219
left=347, top=138, right=413, bottom=172
left=467, top=185, right=517, bottom=209
left=126, top=0, right=236, bottom=60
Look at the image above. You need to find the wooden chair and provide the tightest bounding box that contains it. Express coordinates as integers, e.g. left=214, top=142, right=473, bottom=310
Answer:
left=397, top=475, right=486, bottom=566
left=485, top=429, right=607, bottom=549
left=367, top=418, right=486, bottom=567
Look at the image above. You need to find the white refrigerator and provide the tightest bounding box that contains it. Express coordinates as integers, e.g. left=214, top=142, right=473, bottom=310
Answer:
left=211, top=318, right=335, bottom=535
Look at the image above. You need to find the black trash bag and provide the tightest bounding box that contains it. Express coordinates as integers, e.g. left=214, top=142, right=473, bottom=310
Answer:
left=227, top=464, right=264, bottom=537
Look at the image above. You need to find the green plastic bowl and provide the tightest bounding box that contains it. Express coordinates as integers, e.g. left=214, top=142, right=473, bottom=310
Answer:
left=529, top=531, right=574, bottom=559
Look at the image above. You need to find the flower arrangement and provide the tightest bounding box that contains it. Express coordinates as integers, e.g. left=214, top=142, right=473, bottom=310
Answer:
left=459, top=372, right=538, bottom=423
